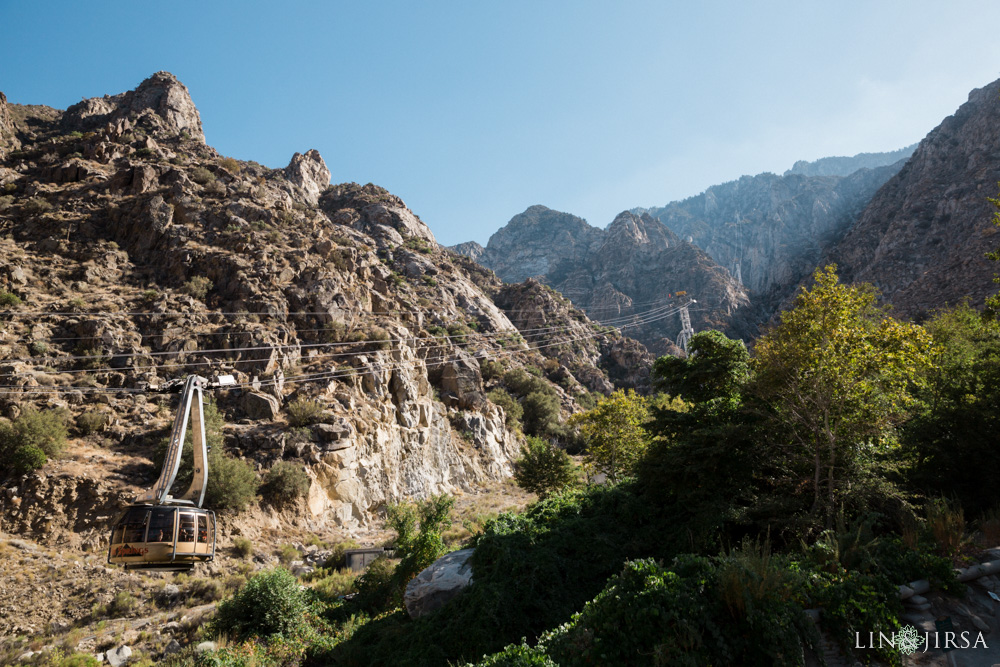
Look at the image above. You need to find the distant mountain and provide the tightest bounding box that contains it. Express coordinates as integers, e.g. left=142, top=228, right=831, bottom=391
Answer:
left=452, top=206, right=748, bottom=354
left=642, top=160, right=908, bottom=331
left=784, top=145, right=917, bottom=177
left=822, top=78, right=1000, bottom=319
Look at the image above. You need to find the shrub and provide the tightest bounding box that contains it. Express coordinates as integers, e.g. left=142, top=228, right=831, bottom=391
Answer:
left=220, top=157, right=240, bottom=173
left=927, top=497, right=965, bottom=556
left=355, top=495, right=454, bottom=612
left=0, top=195, right=14, bottom=210
left=182, top=276, right=213, bottom=301
left=9, top=408, right=68, bottom=458
left=8, top=442, right=47, bottom=476
left=233, top=537, right=254, bottom=558
left=211, top=568, right=309, bottom=639
left=260, top=461, right=311, bottom=506
left=22, top=196, right=53, bottom=215
left=521, top=391, right=561, bottom=438
left=141, top=289, right=158, bottom=301
left=287, top=398, right=324, bottom=427
left=28, top=340, right=49, bottom=356
left=501, top=368, right=549, bottom=398
left=0, top=291, right=22, bottom=307
left=76, top=411, right=107, bottom=435
left=480, top=359, right=505, bottom=381
left=277, top=544, right=301, bottom=564
left=311, top=568, right=358, bottom=599
left=205, top=450, right=259, bottom=511
left=191, top=166, right=215, bottom=185
left=513, top=437, right=577, bottom=499
left=487, top=388, right=522, bottom=429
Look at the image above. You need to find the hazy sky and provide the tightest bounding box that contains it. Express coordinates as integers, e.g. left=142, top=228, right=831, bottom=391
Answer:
left=4, top=1, right=1000, bottom=245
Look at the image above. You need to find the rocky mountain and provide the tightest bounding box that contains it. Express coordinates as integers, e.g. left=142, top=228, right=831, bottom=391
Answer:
left=642, top=158, right=908, bottom=333
left=453, top=206, right=749, bottom=354
left=0, top=72, right=650, bottom=544
left=784, top=145, right=916, bottom=177
left=822, top=78, right=1000, bottom=318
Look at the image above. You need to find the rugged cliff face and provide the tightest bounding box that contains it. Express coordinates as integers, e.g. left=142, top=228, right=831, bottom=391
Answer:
left=643, top=157, right=908, bottom=331
left=454, top=207, right=748, bottom=353
left=823, top=79, right=1000, bottom=318
left=0, top=73, right=649, bottom=542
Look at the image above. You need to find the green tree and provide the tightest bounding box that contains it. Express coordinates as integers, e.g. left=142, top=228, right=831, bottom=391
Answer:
left=521, top=390, right=561, bottom=438
left=901, top=303, right=1000, bottom=515
left=752, top=266, right=934, bottom=527
left=653, top=329, right=751, bottom=404
left=513, top=436, right=578, bottom=498
left=985, top=188, right=1000, bottom=316
left=569, top=389, right=650, bottom=483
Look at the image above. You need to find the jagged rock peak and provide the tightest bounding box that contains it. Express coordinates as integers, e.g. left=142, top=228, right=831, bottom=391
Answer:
left=0, top=91, right=19, bottom=157
left=449, top=241, right=485, bottom=261
left=285, top=149, right=331, bottom=206
left=604, top=210, right=678, bottom=250
left=62, top=71, right=205, bottom=142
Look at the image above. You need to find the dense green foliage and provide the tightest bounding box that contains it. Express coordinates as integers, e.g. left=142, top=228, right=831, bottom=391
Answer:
left=754, top=265, right=934, bottom=529
left=569, top=389, right=650, bottom=483
left=901, top=303, right=1000, bottom=515
left=212, top=568, right=310, bottom=639
left=513, top=436, right=577, bottom=498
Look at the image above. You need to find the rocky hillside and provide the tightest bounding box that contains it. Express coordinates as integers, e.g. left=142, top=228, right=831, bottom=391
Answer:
left=453, top=206, right=748, bottom=354
left=0, top=72, right=650, bottom=545
left=822, top=77, right=1000, bottom=318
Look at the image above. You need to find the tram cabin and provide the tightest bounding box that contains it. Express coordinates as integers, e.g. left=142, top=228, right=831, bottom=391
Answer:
left=108, top=505, right=216, bottom=571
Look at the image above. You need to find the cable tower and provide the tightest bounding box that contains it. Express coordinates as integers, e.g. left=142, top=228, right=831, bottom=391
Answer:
left=677, top=300, right=696, bottom=355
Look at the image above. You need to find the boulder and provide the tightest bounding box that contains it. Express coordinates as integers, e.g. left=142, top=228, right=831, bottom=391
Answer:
left=106, top=645, right=132, bottom=667
left=404, top=548, right=474, bottom=619
left=439, top=354, right=485, bottom=409
left=242, top=391, right=280, bottom=421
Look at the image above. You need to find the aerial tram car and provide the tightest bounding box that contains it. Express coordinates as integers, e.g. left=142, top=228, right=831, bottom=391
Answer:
left=107, top=374, right=234, bottom=571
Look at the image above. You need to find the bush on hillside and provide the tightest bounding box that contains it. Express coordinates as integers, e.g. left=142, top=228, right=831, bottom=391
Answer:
left=487, top=388, right=522, bottom=429
left=211, top=568, right=308, bottom=639
left=513, top=437, right=576, bottom=499
left=260, top=461, right=311, bottom=506
left=287, top=398, right=324, bottom=427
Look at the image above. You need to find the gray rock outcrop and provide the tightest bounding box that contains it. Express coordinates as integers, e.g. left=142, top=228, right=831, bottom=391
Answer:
left=284, top=149, right=330, bottom=206
left=62, top=72, right=204, bottom=142
left=404, top=548, right=474, bottom=618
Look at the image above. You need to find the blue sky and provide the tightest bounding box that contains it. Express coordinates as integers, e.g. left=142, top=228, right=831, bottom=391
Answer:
left=4, top=1, right=1000, bottom=245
